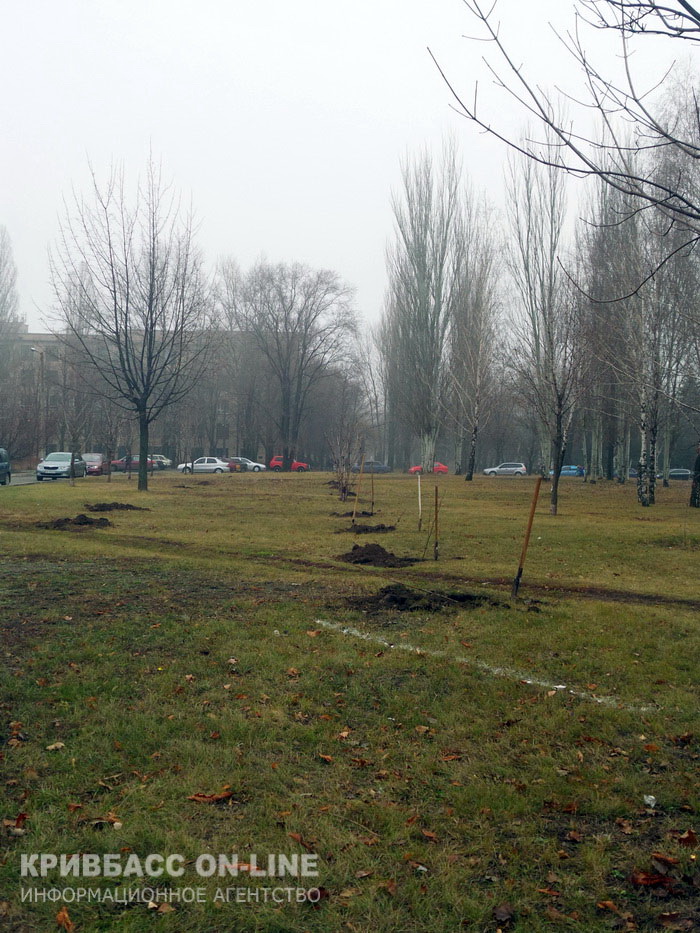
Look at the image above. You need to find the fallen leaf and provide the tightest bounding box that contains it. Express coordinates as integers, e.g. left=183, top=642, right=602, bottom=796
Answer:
left=306, top=630, right=321, bottom=637
left=421, top=829, right=438, bottom=842
left=288, top=832, right=316, bottom=852
left=46, top=742, right=65, bottom=752
left=187, top=788, right=233, bottom=804
left=319, top=754, right=334, bottom=764
left=678, top=829, right=698, bottom=848
left=56, top=905, right=74, bottom=931
left=493, top=902, right=515, bottom=923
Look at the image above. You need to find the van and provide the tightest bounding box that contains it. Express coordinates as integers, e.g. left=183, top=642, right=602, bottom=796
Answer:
left=0, top=448, right=11, bottom=485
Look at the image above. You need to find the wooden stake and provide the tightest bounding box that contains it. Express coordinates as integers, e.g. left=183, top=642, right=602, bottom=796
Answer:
left=512, top=476, right=542, bottom=597
left=433, top=484, right=439, bottom=561
left=370, top=467, right=375, bottom=515
left=352, top=454, right=365, bottom=525
left=417, top=473, right=422, bottom=532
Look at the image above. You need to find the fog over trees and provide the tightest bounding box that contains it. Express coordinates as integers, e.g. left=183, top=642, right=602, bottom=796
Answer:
left=3, top=11, right=700, bottom=501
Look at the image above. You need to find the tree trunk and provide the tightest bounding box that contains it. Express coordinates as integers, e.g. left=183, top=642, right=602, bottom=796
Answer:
left=138, top=409, right=149, bottom=492
left=420, top=430, right=438, bottom=474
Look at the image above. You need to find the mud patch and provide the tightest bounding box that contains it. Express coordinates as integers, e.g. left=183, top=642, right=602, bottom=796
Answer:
left=37, top=514, right=112, bottom=530
left=349, top=583, right=500, bottom=613
left=338, top=524, right=395, bottom=534
left=337, top=543, right=419, bottom=567
left=331, top=510, right=374, bottom=517
left=85, top=502, right=149, bottom=512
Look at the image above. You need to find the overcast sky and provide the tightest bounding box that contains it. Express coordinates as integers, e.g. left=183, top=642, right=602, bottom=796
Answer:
left=0, top=1, right=664, bottom=331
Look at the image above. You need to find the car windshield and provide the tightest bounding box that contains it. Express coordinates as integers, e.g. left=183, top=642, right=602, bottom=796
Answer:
left=45, top=453, right=72, bottom=461
left=83, top=454, right=101, bottom=462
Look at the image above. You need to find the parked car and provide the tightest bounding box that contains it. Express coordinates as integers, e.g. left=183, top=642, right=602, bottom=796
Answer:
left=111, top=456, right=155, bottom=472
left=408, top=462, right=448, bottom=475
left=36, top=452, right=87, bottom=481
left=0, top=448, right=11, bottom=485
left=667, top=468, right=692, bottom=481
left=83, top=453, right=106, bottom=476
left=177, top=457, right=232, bottom=474
left=549, top=464, right=585, bottom=477
left=483, top=462, right=527, bottom=476
left=229, top=456, right=267, bottom=472
left=149, top=454, right=172, bottom=469
left=269, top=456, right=309, bottom=472
left=351, top=460, right=391, bottom=474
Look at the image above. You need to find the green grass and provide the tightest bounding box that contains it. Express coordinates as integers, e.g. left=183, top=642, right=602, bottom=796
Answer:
left=0, top=473, right=698, bottom=931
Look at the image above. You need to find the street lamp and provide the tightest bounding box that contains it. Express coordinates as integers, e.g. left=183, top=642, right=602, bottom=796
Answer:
left=30, top=347, right=45, bottom=459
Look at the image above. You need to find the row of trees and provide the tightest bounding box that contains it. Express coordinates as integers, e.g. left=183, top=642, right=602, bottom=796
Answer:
left=2, top=67, right=700, bottom=502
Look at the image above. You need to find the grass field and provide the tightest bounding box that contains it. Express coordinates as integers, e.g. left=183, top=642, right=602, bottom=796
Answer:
left=0, top=472, right=698, bottom=932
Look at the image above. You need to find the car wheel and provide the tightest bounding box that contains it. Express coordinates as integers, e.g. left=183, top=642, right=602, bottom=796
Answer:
left=486, top=471, right=496, bottom=476
left=182, top=467, right=192, bottom=474
left=296, top=466, right=307, bottom=472
left=514, top=471, right=524, bottom=476
left=252, top=465, right=261, bottom=471
left=272, top=466, right=282, bottom=472
left=0, top=474, right=7, bottom=486
left=214, top=468, right=223, bottom=473
left=37, top=475, right=43, bottom=481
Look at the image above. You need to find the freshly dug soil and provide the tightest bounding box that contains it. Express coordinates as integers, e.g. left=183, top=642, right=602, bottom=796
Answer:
left=337, top=543, right=419, bottom=567
left=85, top=502, right=149, bottom=512
left=350, top=583, right=500, bottom=613
left=338, top=523, right=396, bottom=534
left=38, top=514, right=112, bottom=530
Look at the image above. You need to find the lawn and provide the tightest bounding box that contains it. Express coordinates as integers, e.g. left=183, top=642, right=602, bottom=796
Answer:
left=0, top=472, right=698, bottom=932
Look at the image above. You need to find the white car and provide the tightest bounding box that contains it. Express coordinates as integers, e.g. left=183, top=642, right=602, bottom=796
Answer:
left=483, top=462, right=527, bottom=476
left=177, top=457, right=231, bottom=474
left=229, top=457, right=266, bottom=472
left=149, top=454, right=172, bottom=469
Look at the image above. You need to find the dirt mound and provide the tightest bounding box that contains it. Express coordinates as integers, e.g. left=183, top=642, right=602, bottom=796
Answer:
left=331, top=510, right=374, bottom=517
left=337, top=543, right=418, bottom=567
left=338, top=523, right=395, bottom=534
left=85, top=502, right=149, bottom=512
left=350, top=583, right=499, bottom=613
left=38, top=514, right=112, bottom=530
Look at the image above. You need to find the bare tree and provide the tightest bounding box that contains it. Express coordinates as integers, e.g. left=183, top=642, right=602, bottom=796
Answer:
left=506, top=150, right=588, bottom=514
left=50, top=161, right=211, bottom=490
left=436, top=1, right=700, bottom=283
left=447, top=193, right=501, bottom=480
left=384, top=143, right=465, bottom=471
left=219, top=259, right=355, bottom=470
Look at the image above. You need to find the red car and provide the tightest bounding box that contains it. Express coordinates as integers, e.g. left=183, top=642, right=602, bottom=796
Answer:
left=408, top=462, right=449, bottom=475
left=83, top=453, right=106, bottom=475
left=269, top=456, right=309, bottom=472
left=111, top=456, right=155, bottom=472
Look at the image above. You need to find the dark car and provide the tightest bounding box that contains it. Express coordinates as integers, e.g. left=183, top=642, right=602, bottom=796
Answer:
left=0, top=448, right=10, bottom=486
left=549, top=464, right=585, bottom=477
left=667, top=468, right=692, bottom=481
left=111, top=456, right=155, bottom=472
left=351, top=460, right=391, bottom=474
left=83, top=453, right=106, bottom=476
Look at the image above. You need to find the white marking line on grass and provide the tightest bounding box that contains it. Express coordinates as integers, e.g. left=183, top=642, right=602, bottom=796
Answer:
left=316, top=619, right=658, bottom=713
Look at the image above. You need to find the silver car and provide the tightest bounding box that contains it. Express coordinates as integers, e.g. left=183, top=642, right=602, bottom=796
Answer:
left=36, top=452, right=87, bottom=480
left=483, top=462, right=527, bottom=476
left=229, top=457, right=266, bottom=472
left=177, top=457, right=231, bottom=474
